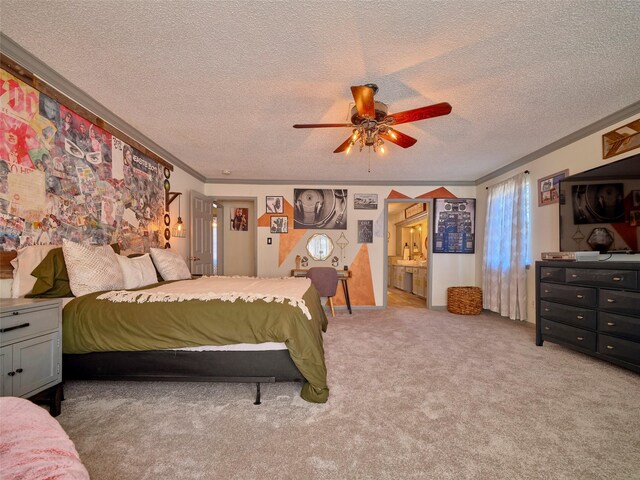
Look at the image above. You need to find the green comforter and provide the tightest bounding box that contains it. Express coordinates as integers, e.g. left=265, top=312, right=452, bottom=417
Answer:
left=63, top=283, right=329, bottom=403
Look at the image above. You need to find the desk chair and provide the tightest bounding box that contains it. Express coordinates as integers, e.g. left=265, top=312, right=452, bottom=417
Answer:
left=306, top=267, right=339, bottom=316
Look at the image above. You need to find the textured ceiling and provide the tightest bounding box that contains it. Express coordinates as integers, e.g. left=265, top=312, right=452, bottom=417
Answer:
left=2, top=1, right=639, bottom=183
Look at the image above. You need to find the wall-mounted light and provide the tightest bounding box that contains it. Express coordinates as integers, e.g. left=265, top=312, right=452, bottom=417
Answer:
left=167, top=192, right=186, bottom=238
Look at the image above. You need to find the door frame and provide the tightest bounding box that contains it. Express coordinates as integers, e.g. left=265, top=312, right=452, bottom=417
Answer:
left=382, top=197, right=434, bottom=309
left=210, top=195, right=258, bottom=277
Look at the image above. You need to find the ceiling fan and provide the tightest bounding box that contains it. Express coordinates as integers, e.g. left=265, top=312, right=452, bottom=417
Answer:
left=293, top=83, right=452, bottom=154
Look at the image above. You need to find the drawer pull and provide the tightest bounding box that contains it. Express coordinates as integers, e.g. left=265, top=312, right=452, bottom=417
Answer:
left=571, top=274, right=578, bottom=278
left=607, top=322, right=615, bottom=326
left=607, top=298, right=615, bottom=303
left=544, top=272, right=552, bottom=276
left=544, top=308, right=550, bottom=312
left=576, top=336, right=584, bottom=341
left=7, top=371, right=15, bottom=377
left=612, top=277, right=622, bottom=282
left=12, top=311, right=19, bottom=315
left=576, top=315, right=583, bottom=319
left=544, top=327, right=550, bottom=330
left=544, top=289, right=550, bottom=293
left=15, top=368, right=23, bottom=373
left=606, top=345, right=615, bottom=350
left=0, top=322, right=30, bottom=333
left=576, top=294, right=584, bottom=299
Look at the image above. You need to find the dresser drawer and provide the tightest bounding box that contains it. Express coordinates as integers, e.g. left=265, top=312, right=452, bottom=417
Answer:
left=566, top=268, right=637, bottom=289
left=599, top=289, right=640, bottom=316
left=540, top=319, right=596, bottom=351
left=598, top=312, right=640, bottom=341
left=598, top=334, right=640, bottom=365
left=0, top=306, right=59, bottom=346
left=540, top=267, right=565, bottom=283
left=540, top=283, right=597, bottom=308
left=540, top=301, right=596, bottom=329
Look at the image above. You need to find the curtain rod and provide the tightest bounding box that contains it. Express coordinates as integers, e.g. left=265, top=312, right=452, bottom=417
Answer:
left=485, top=170, right=529, bottom=189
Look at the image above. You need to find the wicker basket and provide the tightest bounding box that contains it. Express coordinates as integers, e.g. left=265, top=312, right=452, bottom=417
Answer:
left=447, top=286, right=483, bottom=315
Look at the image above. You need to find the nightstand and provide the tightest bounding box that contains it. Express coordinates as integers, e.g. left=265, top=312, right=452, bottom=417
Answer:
left=0, top=298, right=63, bottom=416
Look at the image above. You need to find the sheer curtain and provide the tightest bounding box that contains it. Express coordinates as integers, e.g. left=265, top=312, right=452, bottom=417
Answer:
left=482, top=172, right=530, bottom=320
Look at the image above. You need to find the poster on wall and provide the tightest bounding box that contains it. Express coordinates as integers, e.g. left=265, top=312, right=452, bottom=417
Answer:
left=0, top=69, right=167, bottom=252
left=230, top=208, right=249, bottom=231
left=432, top=198, right=476, bottom=254
left=293, top=188, right=347, bottom=229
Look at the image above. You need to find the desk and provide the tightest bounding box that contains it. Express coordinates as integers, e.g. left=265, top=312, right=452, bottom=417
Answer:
left=291, top=269, right=352, bottom=314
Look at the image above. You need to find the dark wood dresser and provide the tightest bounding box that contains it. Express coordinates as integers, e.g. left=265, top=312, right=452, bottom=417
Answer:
left=535, top=260, right=640, bottom=373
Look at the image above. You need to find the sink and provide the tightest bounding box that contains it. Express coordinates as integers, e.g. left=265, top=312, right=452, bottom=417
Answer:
left=396, top=260, right=418, bottom=266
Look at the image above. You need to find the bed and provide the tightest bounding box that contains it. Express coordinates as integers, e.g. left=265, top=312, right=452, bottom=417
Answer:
left=4, top=245, right=330, bottom=404
left=61, top=276, right=330, bottom=403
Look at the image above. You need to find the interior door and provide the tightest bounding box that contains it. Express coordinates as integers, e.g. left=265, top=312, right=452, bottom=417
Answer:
left=190, top=191, right=214, bottom=275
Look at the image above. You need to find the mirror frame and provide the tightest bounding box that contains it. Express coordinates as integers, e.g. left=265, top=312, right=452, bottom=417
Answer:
left=306, top=233, right=334, bottom=261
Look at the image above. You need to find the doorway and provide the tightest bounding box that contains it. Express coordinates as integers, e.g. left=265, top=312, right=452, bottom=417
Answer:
left=210, top=197, right=257, bottom=276
left=384, top=199, right=432, bottom=308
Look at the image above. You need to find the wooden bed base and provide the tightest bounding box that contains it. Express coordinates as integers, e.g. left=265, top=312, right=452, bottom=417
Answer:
left=63, top=349, right=304, bottom=404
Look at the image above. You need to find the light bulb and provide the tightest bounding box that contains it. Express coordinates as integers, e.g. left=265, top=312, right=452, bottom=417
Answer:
left=380, top=145, right=385, bottom=154
left=346, top=145, right=351, bottom=154
left=389, top=129, right=397, bottom=139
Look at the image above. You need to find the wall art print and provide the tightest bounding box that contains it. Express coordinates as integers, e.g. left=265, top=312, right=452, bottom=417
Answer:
left=293, top=188, right=347, bottom=230
left=0, top=69, right=167, bottom=252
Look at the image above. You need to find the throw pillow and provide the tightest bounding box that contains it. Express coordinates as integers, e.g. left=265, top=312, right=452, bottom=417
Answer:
left=10, top=245, right=57, bottom=298
left=62, top=239, right=125, bottom=296
left=149, top=248, right=191, bottom=281
left=116, top=254, right=158, bottom=289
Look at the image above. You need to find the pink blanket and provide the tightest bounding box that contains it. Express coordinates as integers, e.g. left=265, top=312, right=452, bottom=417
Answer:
left=0, top=397, right=89, bottom=480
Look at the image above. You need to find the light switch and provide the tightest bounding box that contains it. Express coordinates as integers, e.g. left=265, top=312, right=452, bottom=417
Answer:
left=267, top=237, right=272, bottom=245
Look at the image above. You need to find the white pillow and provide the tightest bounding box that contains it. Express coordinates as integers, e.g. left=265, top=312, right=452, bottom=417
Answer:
left=62, top=239, right=125, bottom=297
left=10, top=245, right=57, bottom=298
left=149, top=248, right=191, bottom=281
left=116, top=254, right=158, bottom=289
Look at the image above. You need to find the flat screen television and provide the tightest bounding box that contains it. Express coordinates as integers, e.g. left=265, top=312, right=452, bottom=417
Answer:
left=559, top=152, right=640, bottom=254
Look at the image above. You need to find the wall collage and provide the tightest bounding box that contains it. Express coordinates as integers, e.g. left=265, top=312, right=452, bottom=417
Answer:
left=0, top=69, right=170, bottom=253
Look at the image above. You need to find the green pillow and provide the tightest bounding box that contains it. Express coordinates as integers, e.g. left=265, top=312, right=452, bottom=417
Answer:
left=26, top=243, right=121, bottom=298
left=26, top=247, right=71, bottom=298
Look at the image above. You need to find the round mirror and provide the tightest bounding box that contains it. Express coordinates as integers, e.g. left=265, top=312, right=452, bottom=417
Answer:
left=306, top=233, right=334, bottom=261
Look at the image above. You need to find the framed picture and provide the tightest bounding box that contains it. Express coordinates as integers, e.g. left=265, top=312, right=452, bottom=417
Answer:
left=538, top=169, right=568, bottom=207
left=230, top=208, right=248, bottom=231
left=354, top=193, right=378, bottom=210
left=293, top=188, right=347, bottom=230
left=266, top=195, right=284, bottom=214
left=357, top=220, right=373, bottom=243
left=603, top=119, right=640, bottom=159
left=270, top=216, right=288, bottom=233
left=432, top=198, right=476, bottom=254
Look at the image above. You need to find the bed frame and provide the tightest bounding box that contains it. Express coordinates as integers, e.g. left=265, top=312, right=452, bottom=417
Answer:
left=63, top=349, right=304, bottom=404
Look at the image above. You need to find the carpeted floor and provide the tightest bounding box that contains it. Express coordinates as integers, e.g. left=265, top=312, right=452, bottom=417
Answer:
left=56, top=307, right=640, bottom=480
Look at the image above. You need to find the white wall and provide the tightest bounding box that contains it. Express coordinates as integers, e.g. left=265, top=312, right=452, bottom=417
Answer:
left=204, top=184, right=476, bottom=307
left=475, top=112, right=640, bottom=323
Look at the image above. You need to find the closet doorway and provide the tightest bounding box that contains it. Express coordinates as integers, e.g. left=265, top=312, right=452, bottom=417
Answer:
left=384, top=199, right=432, bottom=308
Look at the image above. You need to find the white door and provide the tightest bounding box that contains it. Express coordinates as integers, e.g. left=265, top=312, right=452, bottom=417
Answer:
left=190, top=191, right=214, bottom=275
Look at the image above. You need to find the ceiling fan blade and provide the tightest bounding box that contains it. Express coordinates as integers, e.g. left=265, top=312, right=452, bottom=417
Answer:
left=334, top=135, right=355, bottom=153
left=379, top=129, right=417, bottom=148
left=351, top=86, right=376, bottom=118
left=385, top=102, right=452, bottom=125
left=293, top=123, right=353, bottom=128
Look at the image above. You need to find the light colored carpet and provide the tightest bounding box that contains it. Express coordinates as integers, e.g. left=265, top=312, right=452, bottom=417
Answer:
left=56, top=307, right=640, bottom=480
